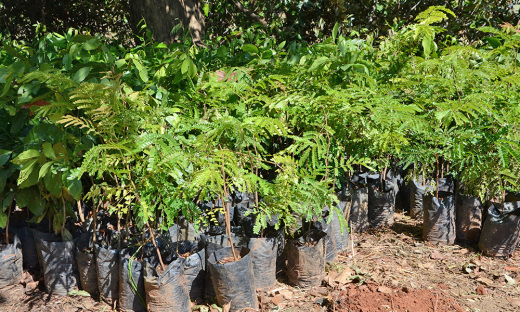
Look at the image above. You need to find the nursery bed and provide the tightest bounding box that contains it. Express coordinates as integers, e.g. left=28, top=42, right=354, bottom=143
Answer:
left=1, top=213, right=519, bottom=312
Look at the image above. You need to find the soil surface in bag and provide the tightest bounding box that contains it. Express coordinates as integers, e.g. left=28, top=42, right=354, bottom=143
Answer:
left=119, top=250, right=146, bottom=312
left=286, top=230, right=327, bottom=288
left=248, top=237, right=278, bottom=290
left=207, top=247, right=258, bottom=312
left=423, top=194, right=456, bottom=245
left=143, top=258, right=190, bottom=312
left=478, top=202, right=520, bottom=257
left=95, top=245, right=119, bottom=304
left=455, top=194, right=483, bottom=244
left=0, top=235, right=23, bottom=289
left=12, top=227, right=39, bottom=272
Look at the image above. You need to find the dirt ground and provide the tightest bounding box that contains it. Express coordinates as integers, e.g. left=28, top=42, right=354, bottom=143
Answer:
left=1, top=213, right=519, bottom=311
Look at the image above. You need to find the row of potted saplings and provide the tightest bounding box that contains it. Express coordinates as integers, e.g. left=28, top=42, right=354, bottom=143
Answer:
left=345, top=172, right=520, bottom=257
left=2, top=171, right=519, bottom=311
left=0, top=197, right=350, bottom=312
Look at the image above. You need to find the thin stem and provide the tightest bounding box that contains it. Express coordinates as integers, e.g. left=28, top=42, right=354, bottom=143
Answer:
left=77, top=200, right=85, bottom=223
left=147, top=221, right=165, bottom=271
left=221, top=157, right=237, bottom=260
left=5, top=198, right=13, bottom=243
left=62, top=197, right=67, bottom=237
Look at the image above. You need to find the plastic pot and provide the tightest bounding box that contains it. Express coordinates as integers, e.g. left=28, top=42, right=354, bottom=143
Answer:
left=368, top=187, right=396, bottom=228
left=143, top=258, right=190, bottom=312
left=207, top=246, right=258, bottom=312
left=248, top=237, right=278, bottom=290
left=202, top=234, right=249, bottom=301
left=0, top=235, right=23, bottom=288
left=119, top=250, right=146, bottom=312
left=170, top=240, right=205, bottom=300
left=95, top=245, right=120, bottom=304
left=478, top=202, right=520, bottom=257
left=455, top=194, right=483, bottom=244
left=410, top=180, right=426, bottom=219
left=12, top=227, right=39, bottom=272
left=423, top=194, right=456, bottom=245
left=32, top=230, right=80, bottom=296
left=346, top=187, right=369, bottom=233
left=286, top=230, right=327, bottom=288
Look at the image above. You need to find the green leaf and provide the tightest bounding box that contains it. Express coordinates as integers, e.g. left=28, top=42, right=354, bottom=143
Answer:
left=332, top=22, right=339, bottom=43
left=203, top=3, right=209, bottom=16
left=0, top=169, right=10, bottom=192
left=73, top=67, right=91, bottom=83
left=422, top=36, right=433, bottom=57
left=63, top=176, right=82, bottom=201
left=484, top=37, right=502, bottom=48
left=83, top=38, right=101, bottom=51
left=17, top=158, right=40, bottom=188
left=115, top=59, right=127, bottom=68
left=42, top=142, right=57, bottom=159
left=71, top=34, right=96, bottom=43
left=132, top=59, right=149, bottom=83
left=12, top=149, right=41, bottom=165
left=39, top=161, right=54, bottom=180
left=308, top=56, right=330, bottom=72
left=17, top=187, right=45, bottom=216
left=242, top=44, right=259, bottom=54
left=44, top=171, right=62, bottom=197
left=0, top=211, right=6, bottom=228
left=0, top=150, right=11, bottom=166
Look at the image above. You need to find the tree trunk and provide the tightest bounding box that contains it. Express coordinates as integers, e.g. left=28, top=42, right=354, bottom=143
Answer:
left=128, top=0, right=205, bottom=45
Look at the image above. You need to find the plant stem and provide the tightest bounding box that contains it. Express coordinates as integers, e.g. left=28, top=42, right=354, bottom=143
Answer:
left=436, top=157, right=439, bottom=198
left=5, top=198, right=13, bottom=243
left=62, top=197, right=67, bottom=236
left=221, top=157, right=237, bottom=260
left=147, top=221, right=165, bottom=271
left=77, top=200, right=85, bottom=223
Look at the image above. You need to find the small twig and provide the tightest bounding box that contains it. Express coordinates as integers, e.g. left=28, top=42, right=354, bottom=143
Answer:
left=76, top=200, right=85, bottom=223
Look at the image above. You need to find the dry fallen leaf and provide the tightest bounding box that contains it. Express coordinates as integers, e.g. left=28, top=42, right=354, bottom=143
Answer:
left=334, top=268, right=353, bottom=285
left=476, top=277, right=494, bottom=287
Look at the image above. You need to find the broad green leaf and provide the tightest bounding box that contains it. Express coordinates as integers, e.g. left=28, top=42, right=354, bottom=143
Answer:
left=83, top=38, right=100, bottom=51
left=332, top=22, right=339, bottom=43
left=0, top=169, right=9, bottom=192
left=484, top=37, right=502, bottom=48
left=422, top=36, right=433, bottom=57
left=203, top=3, right=209, bottom=16
left=17, top=187, right=45, bottom=216
left=132, top=58, right=149, bottom=82
left=115, top=59, right=127, bottom=68
left=63, top=176, right=82, bottom=201
left=42, top=142, right=57, bottom=159
left=0, top=150, right=11, bottom=166
left=39, top=161, right=54, bottom=180
left=17, top=158, right=40, bottom=188
left=242, top=44, right=259, bottom=54
left=308, top=56, right=330, bottom=72
left=73, top=67, right=91, bottom=83
left=12, top=149, right=41, bottom=164
left=44, top=171, right=62, bottom=197
left=0, top=211, right=6, bottom=228
left=71, top=34, right=96, bottom=43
